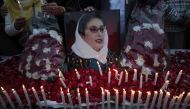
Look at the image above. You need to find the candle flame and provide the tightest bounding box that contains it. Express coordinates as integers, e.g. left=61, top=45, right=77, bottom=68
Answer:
left=1, top=87, right=4, bottom=91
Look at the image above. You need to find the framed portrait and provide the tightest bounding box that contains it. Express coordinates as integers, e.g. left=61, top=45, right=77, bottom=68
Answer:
left=64, top=10, right=120, bottom=71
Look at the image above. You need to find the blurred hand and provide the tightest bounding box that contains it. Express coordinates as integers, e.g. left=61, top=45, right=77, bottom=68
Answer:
left=14, top=17, right=26, bottom=30
left=83, top=6, right=95, bottom=12
left=1, top=6, right=8, bottom=17
left=42, top=2, right=65, bottom=16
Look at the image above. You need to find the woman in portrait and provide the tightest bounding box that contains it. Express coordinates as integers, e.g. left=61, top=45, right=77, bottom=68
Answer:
left=68, top=12, right=116, bottom=71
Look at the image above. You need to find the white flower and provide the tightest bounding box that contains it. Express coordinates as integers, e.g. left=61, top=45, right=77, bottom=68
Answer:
left=41, top=74, right=48, bottom=80
left=35, top=60, right=41, bottom=66
left=141, top=66, right=152, bottom=75
left=42, top=39, right=48, bottom=44
left=152, top=23, right=164, bottom=34
left=144, top=41, right=153, bottom=49
left=32, top=44, right=39, bottom=51
left=133, top=26, right=141, bottom=32
left=142, top=23, right=152, bottom=29
left=120, top=58, right=127, bottom=67
left=153, top=54, right=160, bottom=67
left=135, top=54, right=145, bottom=66
left=49, top=30, right=62, bottom=44
left=125, top=45, right=131, bottom=53
left=32, top=72, right=40, bottom=80
left=25, top=64, right=30, bottom=71
left=43, top=58, right=51, bottom=71
left=26, top=72, right=32, bottom=78
left=43, top=48, right=51, bottom=53
left=125, top=61, right=133, bottom=68
left=27, top=55, right=32, bottom=63
left=49, top=72, right=56, bottom=78
left=163, top=57, right=167, bottom=69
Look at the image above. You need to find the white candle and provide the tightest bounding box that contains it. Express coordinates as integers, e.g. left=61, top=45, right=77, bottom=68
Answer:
left=67, top=89, right=73, bottom=109
left=122, top=89, right=126, bottom=109
left=175, top=92, right=185, bottom=109
left=108, top=68, right=111, bottom=84
left=60, top=87, right=66, bottom=109
left=129, top=90, right=135, bottom=109
left=169, top=96, right=177, bottom=109
left=85, top=88, right=90, bottom=109
left=58, top=69, right=65, bottom=80
left=133, top=69, right=137, bottom=81
left=75, top=69, right=80, bottom=80
left=17, top=0, right=24, bottom=14
left=105, top=90, right=111, bottom=109
left=182, top=92, right=190, bottom=109
left=118, top=71, right=123, bottom=86
left=175, top=70, right=183, bottom=84
left=32, top=87, right=42, bottom=109
left=161, top=80, right=169, bottom=90
left=1, top=87, right=15, bottom=109
left=77, top=88, right=82, bottom=109
left=113, top=69, right=119, bottom=80
left=156, top=90, right=163, bottom=109
left=144, top=91, right=151, bottom=109
left=22, top=85, right=31, bottom=109
left=0, top=94, right=6, bottom=109
left=113, top=89, right=119, bottom=109
left=153, top=73, right=158, bottom=85
left=12, top=89, right=23, bottom=107
left=100, top=87, right=105, bottom=109
left=89, top=76, right=93, bottom=86
left=139, top=74, right=143, bottom=89
left=137, top=91, right=142, bottom=109
left=40, top=86, right=47, bottom=108
left=163, top=92, right=170, bottom=109
left=59, top=78, right=67, bottom=88
left=165, top=71, right=170, bottom=81
left=150, top=91, right=158, bottom=109
left=97, top=61, right=103, bottom=76
left=124, top=69, right=128, bottom=82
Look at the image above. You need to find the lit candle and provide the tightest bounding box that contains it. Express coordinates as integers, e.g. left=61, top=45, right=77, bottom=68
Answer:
left=175, top=92, right=185, bottom=109
left=100, top=87, right=105, bottom=109
left=17, top=0, right=24, bottom=15
left=139, top=74, right=143, bottom=89
left=1, top=87, right=15, bottom=109
left=137, top=91, right=142, bottom=109
left=182, top=92, right=190, bottom=109
left=59, top=78, right=67, bottom=88
left=32, top=87, right=42, bottom=109
left=108, top=68, right=111, bottom=84
left=144, top=91, right=151, bottom=109
left=0, top=94, right=6, bottom=109
left=74, top=69, right=80, bottom=80
left=133, top=69, right=137, bottom=81
left=113, top=69, right=119, bottom=80
left=58, top=69, right=65, bottom=80
left=12, top=89, right=23, bottom=107
left=124, top=69, right=128, bottom=82
left=165, top=71, right=170, bottom=81
left=163, top=92, right=170, bottom=109
left=105, top=90, right=111, bottom=109
left=77, top=88, right=82, bottom=109
left=122, top=89, right=126, bottom=109
left=118, top=71, right=123, bottom=86
left=22, top=85, right=32, bottom=109
left=85, top=88, right=90, bottom=109
left=60, top=87, right=66, bottom=109
left=153, top=73, right=158, bottom=85
left=175, top=70, right=183, bottom=84
left=97, top=61, right=103, bottom=76
left=113, top=89, right=119, bottom=109
left=161, top=80, right=169, bottom=90
left=89, top=76, right=93, bottom=86
left=150, top=91, right=158, bottom=109
left=156, top=90, right=163, bottom=109
left=169, top=96, right=177, bottom=109
left=40, top=86, right=47, bottom=108
left=129, top=90, right=135, bottom=109
left=67, top=89, right=73, bottom=109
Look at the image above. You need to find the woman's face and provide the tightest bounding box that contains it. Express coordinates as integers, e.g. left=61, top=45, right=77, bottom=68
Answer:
left=82, top=18, right=105, bottom=52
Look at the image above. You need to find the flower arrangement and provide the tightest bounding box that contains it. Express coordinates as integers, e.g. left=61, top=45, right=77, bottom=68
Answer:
left=0, top=51, right=190, bottom=109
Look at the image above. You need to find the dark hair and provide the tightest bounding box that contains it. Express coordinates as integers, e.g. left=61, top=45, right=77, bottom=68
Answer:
left=78, top=12, right=105, bottom=36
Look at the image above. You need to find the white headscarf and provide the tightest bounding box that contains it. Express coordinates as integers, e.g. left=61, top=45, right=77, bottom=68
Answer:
left=71, top=14, right=109, bottom=64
